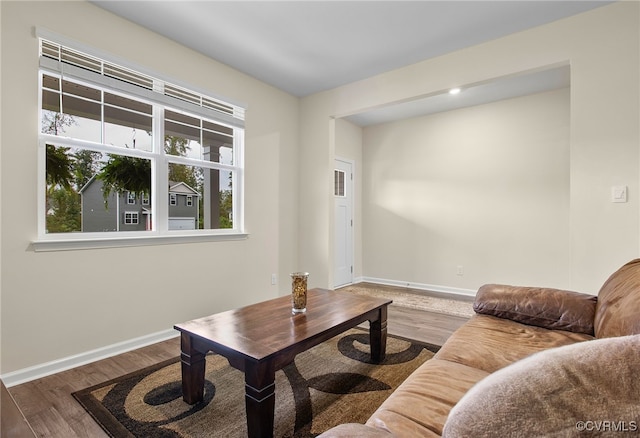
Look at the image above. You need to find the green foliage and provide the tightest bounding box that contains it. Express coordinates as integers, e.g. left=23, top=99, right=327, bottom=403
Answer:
left=46, top=187, right=81, bottom=233
left=46, top=144, right=74, bottom=189
left=166, top=136, right=198, bottom=189
left=45, top=143, right=102, bottom=230
left=219, top=189, right=232, bottom=228
left=169, top=163, right=198, bottom=189
left=73, top=149, right=102, bottom=189
left=165, top=136, right=190, bottom=157
left=98, top=155, right=151, bottom=202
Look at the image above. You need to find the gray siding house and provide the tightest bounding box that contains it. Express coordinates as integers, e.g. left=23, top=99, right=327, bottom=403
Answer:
left=166, top=182, right=201, bottom=230
left=80, top=177, right=199, bottom=232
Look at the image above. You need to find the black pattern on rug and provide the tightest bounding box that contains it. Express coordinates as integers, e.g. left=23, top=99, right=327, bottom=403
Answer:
left=73, top=330, right=439, bottom=438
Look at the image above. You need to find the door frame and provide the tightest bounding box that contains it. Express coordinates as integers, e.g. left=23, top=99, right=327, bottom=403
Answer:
left=333, top=157, right=355, bottom=287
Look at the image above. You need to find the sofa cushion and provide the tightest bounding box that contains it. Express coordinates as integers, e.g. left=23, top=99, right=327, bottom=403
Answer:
left=434, top=314, right=593, bottom=374
left=364, top=358, right=490, bottom=437
left=594, top=258, right=640, bottom=338
left=474, top=284, right=597, bottom=334
left=316, top=422, right=394, bottom=437
left=442, top=334, right=640, bottom=438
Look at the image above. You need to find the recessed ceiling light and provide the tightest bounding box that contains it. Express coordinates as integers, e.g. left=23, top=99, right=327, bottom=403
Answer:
left=449, top=88, right=461, bottom=95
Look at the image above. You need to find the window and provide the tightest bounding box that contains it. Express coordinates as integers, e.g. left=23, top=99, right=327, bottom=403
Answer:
left=124, top=211, right=139, bottom=225
left=38, top=36, right=245, bottom=246
left=334, top=170, right=345, bottom=197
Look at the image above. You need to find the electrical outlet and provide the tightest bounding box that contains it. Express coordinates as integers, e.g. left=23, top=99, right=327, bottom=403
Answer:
left=456, top=265, right=464, bottom=276
left=271, top=274, right=277, bottom=285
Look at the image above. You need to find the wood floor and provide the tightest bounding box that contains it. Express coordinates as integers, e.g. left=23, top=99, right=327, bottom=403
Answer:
left=3, top=285, right=471, bottom=438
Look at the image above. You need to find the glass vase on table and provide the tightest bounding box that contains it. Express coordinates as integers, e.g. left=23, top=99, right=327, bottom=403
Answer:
left=290, top=272, right=309, bottom=314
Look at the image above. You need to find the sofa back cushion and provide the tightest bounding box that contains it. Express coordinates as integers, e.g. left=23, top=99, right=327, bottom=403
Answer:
left=594, top=258, right=640, bottom=338
left=474, top=284, right=597, bottom=334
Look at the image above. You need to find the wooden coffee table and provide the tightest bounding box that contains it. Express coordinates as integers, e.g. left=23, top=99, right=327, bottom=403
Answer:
left=173, top=288, right=392, bottom=438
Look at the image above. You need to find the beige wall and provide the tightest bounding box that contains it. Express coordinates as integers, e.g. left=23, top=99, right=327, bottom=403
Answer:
left=300, top=1, right=639, bottom=295
left=0, top=1, right=299, bottom=373
left=362, top=89, right=570, bottom=291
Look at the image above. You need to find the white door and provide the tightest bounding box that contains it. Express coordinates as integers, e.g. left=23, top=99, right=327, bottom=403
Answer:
left=334, top=159, right=353, bottom=287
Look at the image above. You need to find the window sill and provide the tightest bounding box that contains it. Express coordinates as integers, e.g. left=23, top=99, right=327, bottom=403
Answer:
left=31, top=232, right=249, bottom=252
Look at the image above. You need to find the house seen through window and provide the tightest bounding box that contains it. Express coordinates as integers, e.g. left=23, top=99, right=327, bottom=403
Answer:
left=39, top=38, right=244, bottom=236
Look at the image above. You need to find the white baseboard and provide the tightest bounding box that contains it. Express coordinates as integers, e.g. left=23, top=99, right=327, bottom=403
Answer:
left=358, top=276, right=477, bottom=298
left=3, top=280, right=473, bottom=387
left=1, top=329, right=179, bottom=388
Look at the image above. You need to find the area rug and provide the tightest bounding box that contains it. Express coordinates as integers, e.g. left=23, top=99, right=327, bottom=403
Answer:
left=73, top=329, right=439, bottom=438
left=340, top=285, right=475, bottom=318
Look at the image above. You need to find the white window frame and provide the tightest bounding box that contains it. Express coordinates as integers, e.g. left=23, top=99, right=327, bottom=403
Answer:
left=142, top=193, right=149, bottom=205
left=186, top=195, right=193, bottom=207
left=124, top=211, right=139, bottom=225
left=34, top=31, right=247, bottom=252
left=169, top=193, right=177, bottom=206
left=127, top=192, right=136, bottom=205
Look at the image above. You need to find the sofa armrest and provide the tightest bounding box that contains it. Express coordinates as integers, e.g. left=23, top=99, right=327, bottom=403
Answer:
left=473, top=284, right=597, bottom=335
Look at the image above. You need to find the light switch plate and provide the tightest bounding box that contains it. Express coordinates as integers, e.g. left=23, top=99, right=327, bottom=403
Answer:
left=612, top=186, right=628, bottom=203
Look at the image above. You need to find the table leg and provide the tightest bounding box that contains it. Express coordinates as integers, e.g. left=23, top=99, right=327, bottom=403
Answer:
left=245, top=360, right=276, bottom=438
left=369, top=305, right=388, bottom=363
left=179, top=333, right=206, bottom=404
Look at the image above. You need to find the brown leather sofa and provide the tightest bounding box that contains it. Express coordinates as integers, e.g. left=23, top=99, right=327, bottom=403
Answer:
left=319, top=259, right=640, bottom=437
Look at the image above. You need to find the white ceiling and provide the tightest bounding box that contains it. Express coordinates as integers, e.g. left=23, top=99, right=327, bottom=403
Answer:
left=92, top=1, right=609, bottom=124
left=346, top=64, right=570, bottom=126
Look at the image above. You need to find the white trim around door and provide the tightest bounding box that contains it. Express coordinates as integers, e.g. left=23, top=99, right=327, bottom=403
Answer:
left=334, top=158, right=354, bottom=287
